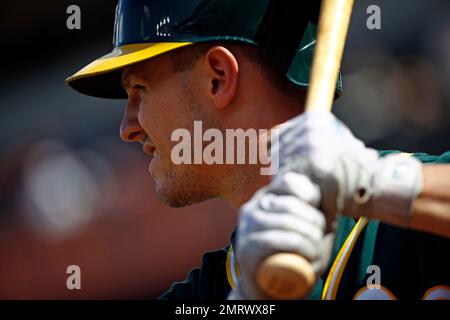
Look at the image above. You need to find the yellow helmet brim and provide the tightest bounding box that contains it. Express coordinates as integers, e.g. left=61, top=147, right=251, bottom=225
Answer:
left=66, top=42, right=192, bottom=99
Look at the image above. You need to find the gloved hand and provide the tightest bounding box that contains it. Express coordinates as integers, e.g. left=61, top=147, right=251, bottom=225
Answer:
left=272, top=110, right=423, bottom=226
left=228, top=111, right=423, bottom=300
left=228, top=172, right=335, bottom=300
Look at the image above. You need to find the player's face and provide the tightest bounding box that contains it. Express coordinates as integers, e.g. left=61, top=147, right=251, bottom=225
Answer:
left=120, top=54, right=221, bottom=207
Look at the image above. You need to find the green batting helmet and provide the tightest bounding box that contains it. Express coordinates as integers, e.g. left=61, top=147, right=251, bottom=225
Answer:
left=66, top=0, right=343, bottom=99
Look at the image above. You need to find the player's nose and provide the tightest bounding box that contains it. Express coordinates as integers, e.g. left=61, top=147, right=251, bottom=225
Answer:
left=120, top=100, right=146, bottom=143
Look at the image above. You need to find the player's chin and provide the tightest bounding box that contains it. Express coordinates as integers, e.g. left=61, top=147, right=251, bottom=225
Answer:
left=154, top=183, right=213, bottom=208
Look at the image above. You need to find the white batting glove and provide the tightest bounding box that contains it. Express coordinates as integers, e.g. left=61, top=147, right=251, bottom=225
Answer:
left=272, top=110, right=423, bottom=226
left=228, top=172, right=335, bottom=300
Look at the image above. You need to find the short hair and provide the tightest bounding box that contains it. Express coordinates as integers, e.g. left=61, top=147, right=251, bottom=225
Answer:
left=168, top=42, right=306, bottom=100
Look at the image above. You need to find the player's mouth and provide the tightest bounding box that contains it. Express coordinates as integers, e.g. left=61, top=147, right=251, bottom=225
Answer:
left=143, top=143, right=156, bottom=156
left=142, top=136, right=156, bottom=156
left=142, top=136, right=159, bottom=180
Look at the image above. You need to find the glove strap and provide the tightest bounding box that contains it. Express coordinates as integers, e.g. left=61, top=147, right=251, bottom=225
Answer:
left=371, top=154, right=423, bottom=227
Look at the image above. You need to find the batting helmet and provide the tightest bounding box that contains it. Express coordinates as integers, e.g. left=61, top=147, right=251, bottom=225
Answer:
left=66, top=0, right=343, bottom=99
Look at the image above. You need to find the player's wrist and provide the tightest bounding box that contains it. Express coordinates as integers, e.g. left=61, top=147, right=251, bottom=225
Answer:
left=346, top=154, right=423, bottom=226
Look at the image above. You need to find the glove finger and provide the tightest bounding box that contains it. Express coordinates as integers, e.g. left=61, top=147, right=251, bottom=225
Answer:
left=311, top=232, right=335, bottom=277
left=268, top=172, right=321, bottom=207
left=237, top=229, right=320, bottom=271
left=246, top=211, right=324, bottom=242
left=255, top=197, right=326, bottom=232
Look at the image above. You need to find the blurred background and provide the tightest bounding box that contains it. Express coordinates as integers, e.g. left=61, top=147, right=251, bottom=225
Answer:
left=0, top=0, right=449, bottom=299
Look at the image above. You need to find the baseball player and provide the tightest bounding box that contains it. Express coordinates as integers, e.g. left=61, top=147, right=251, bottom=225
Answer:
left=66, top=0, right=450, bottom=300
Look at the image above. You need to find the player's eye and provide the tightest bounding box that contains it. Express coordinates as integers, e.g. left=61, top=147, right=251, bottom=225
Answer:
left=133, top=84, right=146, bottom=91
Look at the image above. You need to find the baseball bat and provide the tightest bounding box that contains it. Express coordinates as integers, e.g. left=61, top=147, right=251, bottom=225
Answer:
left=255, top=0, right=355, bottom=299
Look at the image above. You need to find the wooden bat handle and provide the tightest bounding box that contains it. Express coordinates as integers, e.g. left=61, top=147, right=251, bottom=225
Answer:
left=256, top=253, right=315, bottom=299
left=256, top=0, right=355, bottom=299
left=306, top=0, right=355, bottom=113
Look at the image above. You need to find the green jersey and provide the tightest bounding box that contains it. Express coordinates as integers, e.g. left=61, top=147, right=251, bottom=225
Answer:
left=159, top=151, right=450, bottom=300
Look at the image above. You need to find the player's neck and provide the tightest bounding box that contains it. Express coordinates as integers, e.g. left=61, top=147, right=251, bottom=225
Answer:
left=223, top=171, right=270, bottom=210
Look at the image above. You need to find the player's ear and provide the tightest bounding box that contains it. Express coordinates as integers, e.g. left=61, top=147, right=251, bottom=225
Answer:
left=203, top=46, right=238, bottom=109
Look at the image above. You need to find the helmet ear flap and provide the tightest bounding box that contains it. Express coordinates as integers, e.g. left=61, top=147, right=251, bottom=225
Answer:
left=285, top=23, right=343, bottom=98
left=253, top=1, right=342, bottom=97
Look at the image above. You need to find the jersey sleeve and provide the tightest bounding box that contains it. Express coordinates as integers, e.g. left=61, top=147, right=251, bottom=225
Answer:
left=413, top=150, right=450, bottom=164
left=378, top=150, right=450, bottom=164
left=157, top=247, right=231, bottom=301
